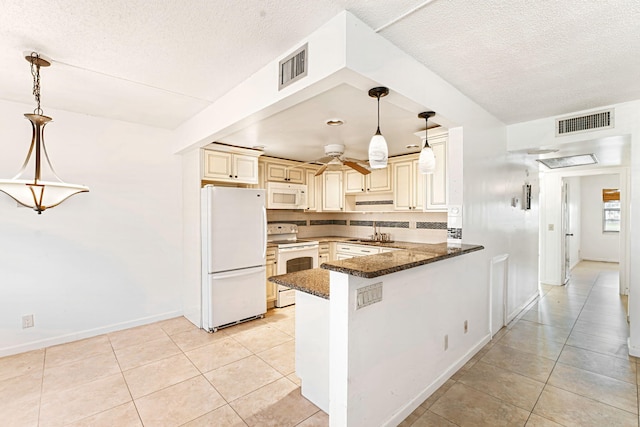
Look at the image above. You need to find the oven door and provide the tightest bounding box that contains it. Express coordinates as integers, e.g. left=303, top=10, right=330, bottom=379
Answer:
left=275, top=244, right=318, bottom=307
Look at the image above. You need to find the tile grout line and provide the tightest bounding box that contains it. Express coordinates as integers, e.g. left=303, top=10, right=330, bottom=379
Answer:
left=524, top=269, right=639, bottom=424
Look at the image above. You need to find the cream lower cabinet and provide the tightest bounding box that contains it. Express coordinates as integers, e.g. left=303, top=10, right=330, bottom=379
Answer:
left=318, top=243, right=330, bottom=265
left=392, top=157, right=424, bottom=211
left=266, top=247, right=277, bottom=307
left=322, top=171, right=344, bottom=211
left=335, top=243, right=381, bottom=259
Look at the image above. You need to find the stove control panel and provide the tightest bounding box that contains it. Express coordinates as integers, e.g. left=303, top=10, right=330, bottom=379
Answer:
left=267, top=223, right=298, bottom=236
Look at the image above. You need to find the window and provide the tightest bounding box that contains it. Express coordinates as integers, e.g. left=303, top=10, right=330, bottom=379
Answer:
left=602, top=189, right=620, bottom=232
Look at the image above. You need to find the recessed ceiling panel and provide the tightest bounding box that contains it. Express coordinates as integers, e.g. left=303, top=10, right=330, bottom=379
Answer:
left=536, top=154, right=598, bottom=169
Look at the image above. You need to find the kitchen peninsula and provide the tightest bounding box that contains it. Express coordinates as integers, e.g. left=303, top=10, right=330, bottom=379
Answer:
left=270, top=240, right=486, bottom=427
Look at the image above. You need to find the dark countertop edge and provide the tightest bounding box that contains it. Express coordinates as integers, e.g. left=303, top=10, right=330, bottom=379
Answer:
left=268, top=269, right=330, bottom=299
left=320, top=244, right=485, bottom=278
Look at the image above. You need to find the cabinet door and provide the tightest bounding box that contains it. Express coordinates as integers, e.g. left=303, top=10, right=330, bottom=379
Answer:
left=234, top=154, right=259, bottom=184
left=322, top=171, right=343, bottom=211
left=318, top=253, right=329, bottom=265
left=413, top=159, right=425, bottom=211
left=266, top=259, right=277, bottom=303
left=367, top=167, right=391, bottom=192
left=393, top=160, right=414, bottom=211
left=203, top=151, right=233, bottom=181
left=266, top=163, right=288, bottom=182
left=287, top=168, right=305, bottom=184
left=344, top=170, right=365, bottom=193
left=305, top=169, right=317, bottom=211
left=336, top=253, right=353, bottom=260
left=426, top=137, right=447, bottom=210
left=266, top=162, right=304, bottom=183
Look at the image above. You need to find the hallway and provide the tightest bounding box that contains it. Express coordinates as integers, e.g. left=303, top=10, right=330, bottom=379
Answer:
left=400, top=261, right=636, bottom=426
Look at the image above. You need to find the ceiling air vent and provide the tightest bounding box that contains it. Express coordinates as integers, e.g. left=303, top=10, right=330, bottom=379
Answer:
left=278, top=43, right=308, bottom=91
left=556, top=109, right=613, bottom=136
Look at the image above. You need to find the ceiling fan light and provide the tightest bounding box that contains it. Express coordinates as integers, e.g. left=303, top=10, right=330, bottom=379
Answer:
left=368, top=131, right=388, bottom=169
left=418, top=146, right=436, bottom=174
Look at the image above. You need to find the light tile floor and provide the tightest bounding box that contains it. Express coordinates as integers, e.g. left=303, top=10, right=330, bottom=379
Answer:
left=0, top=305, right=325, bottom=427
left=399, top=261, right=638, bottom=427
left=1, top=261, right=635, bottom=426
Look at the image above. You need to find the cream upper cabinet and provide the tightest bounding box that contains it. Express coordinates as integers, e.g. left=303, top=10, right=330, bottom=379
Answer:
left=322, top=171, right=343, bottom=211
left=344, top=170, right=365, bottom=194
left=425, top=135, right=448, bottom=210
left=392, top=156, right=424, bottom=211
left=202, top=146, right=260, bottom=184
left=304, top=168, right=319, bottom=212
left=344, top=168, right=391, bottom=194
left=393, top=131, right=447, bottom=212
left=265, top=161, right=305, bottom=184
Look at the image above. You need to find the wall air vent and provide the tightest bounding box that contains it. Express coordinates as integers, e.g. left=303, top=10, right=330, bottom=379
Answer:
left=278, top=43, right=308, bottom=90
left=556, top=109, right=613, bottom=136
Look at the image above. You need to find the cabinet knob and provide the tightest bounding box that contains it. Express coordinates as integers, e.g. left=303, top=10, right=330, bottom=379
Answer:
left=361, top=188, right=364, bottom=192
left=235, top=175, right=238, bottom=178
left=229, top=175, right=233, bottom=178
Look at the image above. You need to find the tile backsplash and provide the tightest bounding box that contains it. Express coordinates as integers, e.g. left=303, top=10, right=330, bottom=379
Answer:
left=267, top=210, right=448, bottom=243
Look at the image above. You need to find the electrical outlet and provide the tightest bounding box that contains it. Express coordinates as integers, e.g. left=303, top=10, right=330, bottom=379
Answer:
left=22, top=314, right=34, bottom=329
left=464, top=320, right=468, bottom=333
left=444, top=334, right=448, bottom=351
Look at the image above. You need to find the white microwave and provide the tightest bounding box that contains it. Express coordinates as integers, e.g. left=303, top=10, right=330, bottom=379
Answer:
left=266, top=182, right=308, bottom=210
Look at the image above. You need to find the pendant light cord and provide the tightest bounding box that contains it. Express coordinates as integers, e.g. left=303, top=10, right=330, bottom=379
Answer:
left=376, top=93, right=381, bottom=134
left=30, top=52, right=43, bottom=116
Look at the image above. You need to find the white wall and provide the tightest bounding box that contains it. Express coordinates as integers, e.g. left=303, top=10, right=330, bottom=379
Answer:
left=176, top=13, right=540, bottom=369
left=507, top=99, right=638, bottom=353
left=0, top=99, right=183, bottom=356
left=580, top=174, right=620, bottom=262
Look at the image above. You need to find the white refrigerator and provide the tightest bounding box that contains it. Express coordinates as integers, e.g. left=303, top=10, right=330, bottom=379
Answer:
left=201, top=185, right=267, bottom=332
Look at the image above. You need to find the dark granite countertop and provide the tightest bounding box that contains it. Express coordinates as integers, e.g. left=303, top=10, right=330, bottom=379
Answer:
left=268, top=240, right=484, bottom=300
left=269, top=268, right=330, bottom=299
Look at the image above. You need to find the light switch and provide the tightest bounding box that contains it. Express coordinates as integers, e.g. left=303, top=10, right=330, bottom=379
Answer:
left=356, top=282, right=383, bottom=309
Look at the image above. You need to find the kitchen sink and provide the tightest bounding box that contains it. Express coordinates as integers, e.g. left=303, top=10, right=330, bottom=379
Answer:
left=347, top=238, right=394, bottom=244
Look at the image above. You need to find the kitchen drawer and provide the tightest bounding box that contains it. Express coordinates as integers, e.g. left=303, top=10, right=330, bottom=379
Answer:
left=336, top=243, right=380, bottom=256
left=319, top=243, right=330, bottom=254
left=379, top=247, right=398, bottom=253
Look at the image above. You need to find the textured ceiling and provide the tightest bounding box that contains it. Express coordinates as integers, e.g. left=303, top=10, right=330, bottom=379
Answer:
left=1, top=0, right=639, bottom=133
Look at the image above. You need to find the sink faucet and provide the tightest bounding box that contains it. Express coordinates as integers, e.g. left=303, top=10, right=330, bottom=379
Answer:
left=372, top=221, right=380, bottom=241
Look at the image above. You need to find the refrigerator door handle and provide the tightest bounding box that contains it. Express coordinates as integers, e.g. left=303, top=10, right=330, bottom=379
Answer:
left=262, top=206, right=267, bottom=259
left=213, top=266, right=266, bottom=280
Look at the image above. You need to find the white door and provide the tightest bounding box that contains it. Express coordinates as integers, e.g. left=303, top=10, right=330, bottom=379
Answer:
left=203, top=187, right=266, bottom=273
left=561, top=180, right=572, bottom=285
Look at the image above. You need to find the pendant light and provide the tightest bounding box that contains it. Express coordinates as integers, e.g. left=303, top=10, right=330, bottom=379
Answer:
left=367, top=86, right=389, bottom=169
left=0, top=52, right=89, bottom=214
left=418, top=111, right=436, bottom=174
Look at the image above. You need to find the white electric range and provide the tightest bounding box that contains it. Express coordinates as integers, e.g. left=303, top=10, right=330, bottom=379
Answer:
left=267, top=223, right=319, bottom=307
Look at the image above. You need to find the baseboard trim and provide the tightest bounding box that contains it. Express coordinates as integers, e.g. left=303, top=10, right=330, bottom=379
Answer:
left=383, top=333, right=492, bottom=427
left=507, top=291, right=539, bottom=324
left=0, top=310, right=183, bottom=358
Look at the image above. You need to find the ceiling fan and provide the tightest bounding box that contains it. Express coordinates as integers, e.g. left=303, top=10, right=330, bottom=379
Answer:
left=310, top=144, right=371, bottom=176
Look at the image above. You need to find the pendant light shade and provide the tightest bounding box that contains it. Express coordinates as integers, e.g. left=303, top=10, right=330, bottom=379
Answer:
left=0, top=53, right=89, bottom=214
left=368, top=87, right=389, bottom=169
left=417, top=111, right=436, bottom=174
